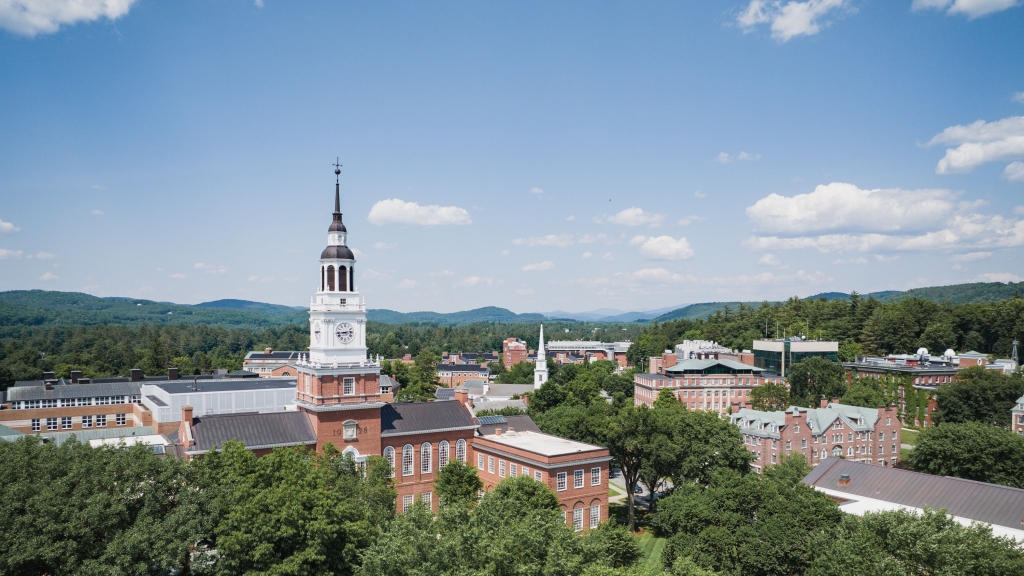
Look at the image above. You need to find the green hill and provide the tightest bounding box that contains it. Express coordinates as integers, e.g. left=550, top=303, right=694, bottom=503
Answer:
left=878, top=282, right=1024, bottom=305
left=368, top=306, right=546, bottom=325
left=195, top=299, right=305, bottom=315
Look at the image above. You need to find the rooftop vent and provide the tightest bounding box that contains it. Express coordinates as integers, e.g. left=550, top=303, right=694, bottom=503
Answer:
left=838, top=474, right=851, bottom=486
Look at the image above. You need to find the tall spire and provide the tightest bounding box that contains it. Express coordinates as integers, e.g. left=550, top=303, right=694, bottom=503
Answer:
left=333, top=158, right=342, bottom=222
left=538, top=323, right=545, bottom=355
left=534, top=323, right=548, bottom=390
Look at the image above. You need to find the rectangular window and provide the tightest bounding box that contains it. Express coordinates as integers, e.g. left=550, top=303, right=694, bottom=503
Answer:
left=61, top=416, right=72, bottom=430
left=31, top=418, right=40, bottom=432
left=487, top=457, right=494, bottom=474
left=590, top=505, right=600, bottom=528
left=115, top=413, right=126, bottom=426
left=510, top=463, right=518, bottom=477
left=573, top=508, right=584, bottom=532
left=522, top=466, right=529, bottom=478
left=421, top=492, right=432, bottom=508
left=557, top=472, right=567, bottom=491
left=785, top=440, right=791, bottom=450
left=591, top=467, right=601, bottom=486
left=801, top=439, right=807, bottom=448
left=81, top=415, right=92, bottom=428
left=534, top=471, right=542, bottom=482
left=574, top=469, right=584, bottom=489
left=403, top=494, right=414, bottom=512
left=478, top=453, right=485, bottom=471
left=343, top=377, right=355, bottom=396
left=772, top=439, right=777, bottom=449
left=771, top=454, right=777, bottom=464
left=96, top=414, right=107, bottom=427
left=46, top=417, right=57, bottom=431
left=498, top=460, right=506, bottom=477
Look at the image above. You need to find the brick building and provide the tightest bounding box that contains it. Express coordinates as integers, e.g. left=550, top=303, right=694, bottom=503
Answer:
left=502, top=338, right=530, bottom=370
left=634, top=353, right=782, bottom=417
left=545, top=340, right=631, bottom=367
left=1014, top=395, right=1024, bottom=436
left=730, top=401, right=901, bottom=473
left=243, top=349, right=300, bottom=377
left=436, top=363, right=491, bottom=386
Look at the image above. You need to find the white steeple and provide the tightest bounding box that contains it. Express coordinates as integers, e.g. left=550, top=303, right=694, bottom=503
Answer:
left=534, top=323, right=548, bottom=389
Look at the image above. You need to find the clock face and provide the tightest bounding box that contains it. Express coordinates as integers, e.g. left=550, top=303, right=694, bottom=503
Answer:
left=313, top=321, right=322, bottom=343
left=336, top=322, right=355, bottom=344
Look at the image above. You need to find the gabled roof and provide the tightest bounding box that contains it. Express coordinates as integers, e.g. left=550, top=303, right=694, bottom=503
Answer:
left=476, top=414, right=541, bottom=436
left=803, top=458, right=1024, bottom=538
left=380, top=401, right=477, bottom=437
left=189, top=411, right=316, bottom=453
left=435, top=388, right=456, bottom=400
left=665, top=358, right=763, bottom=374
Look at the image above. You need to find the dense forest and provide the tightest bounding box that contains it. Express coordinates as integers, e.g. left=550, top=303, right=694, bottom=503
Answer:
left=627, top=293, right=1024, bottom=369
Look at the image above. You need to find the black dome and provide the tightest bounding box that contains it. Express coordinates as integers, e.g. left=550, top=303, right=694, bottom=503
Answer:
left=328, top=220, right=347, bottom=233
left=321, top=245, right=355, bottom=260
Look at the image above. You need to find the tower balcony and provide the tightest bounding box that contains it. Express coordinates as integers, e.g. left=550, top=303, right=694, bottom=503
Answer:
left=310, top=294, right=365, bottom=312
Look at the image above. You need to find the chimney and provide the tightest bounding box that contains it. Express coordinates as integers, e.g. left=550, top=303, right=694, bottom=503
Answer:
left=130, top=368, right=142, bottom=382
left=168, top=367, right=179, bottom=381
left=744, top=401, right=752, bottom=409
left=831, top=397, right=841, bottom=405
left=838, top=473, right=850, bottom=486
left=820, top=397, right=829, bottom=409
left=70, top=370, right=81, bottom=384
left=495, top=428, right=503, bottom=436
left=182, top=405, right=194, bottom=423
left=454, top=387, right=468, bottom=407
left=42, top=371, right=55, bottom=381
left=264, top=347, right=272, bottom=355
left=179, top=405, right=195, bottom=448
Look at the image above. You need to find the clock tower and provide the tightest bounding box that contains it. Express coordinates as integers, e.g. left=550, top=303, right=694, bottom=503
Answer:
left=294, top=163, right=390, bottom=456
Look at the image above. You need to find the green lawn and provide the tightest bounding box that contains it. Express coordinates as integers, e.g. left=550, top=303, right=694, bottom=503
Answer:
left=635, top=532, right=666, bottom=572
left=901, top=428, right=919, bottom=446
left=609, top=484, right=623, bottom=498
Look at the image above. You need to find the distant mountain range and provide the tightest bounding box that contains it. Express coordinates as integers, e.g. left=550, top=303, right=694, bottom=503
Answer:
left=2, top=281, right=1022, bottom=330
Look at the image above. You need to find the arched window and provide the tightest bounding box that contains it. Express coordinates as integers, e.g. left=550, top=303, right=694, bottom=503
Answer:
left=402, top=444, right=413, bottom=476
left=832, top=446, right=842, bottom=457
left=438, top=440, right=450, bottom=468
left=349, top=266, right=354, bottom=292
left=326, top=265, right=336, bottom=291
left=339, top=266, right=348, bottom=291
left=421, top=442, right=432, bottom=474
left=383, top=446, right=396, bottom=478
left=455, top=439, right=467, bottom=463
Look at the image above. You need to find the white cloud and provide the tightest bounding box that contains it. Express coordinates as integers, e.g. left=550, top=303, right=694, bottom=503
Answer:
left=194, top=263, right=227, bottom=274
left=1014, top=206, right=1024, bottom=215
left=398, top=279, right=417, bottom=289
left=456, top=276, right=496, bottom=287
left=516, top=287, right=535, bottom=295
left=38, top=272, right=58, bottom=281
left=927, top=116, right=1024, bottom=174
left=1004, top=161, right=1024, bottom=182
left=522, top=261, right=555, bottom=272
left=361, top=269, right=388, bottom=279
left=875, top=254, right=900, bottom=262
left=912, top=0, right=1023, bottom=18
left=32, top=252, right=54, bottom=259
left=247, top=275, right=273, bottom=282
left=832, top=257, right=868, bottom=265
left=747, top=182, right=956, bottom=234
left=0, top=0, right=138, bottom=36
left=512, top=234, right=575, bottom=247
left=758, top=253, right=788, bottom=268
left=89, top=184, right=105, bottom=190
left=500, top=250, right=510, bottom=256
left=677, top=215, right=704, bottom=226
left=565, top=215, right=575, bottom=221
left=617, top=268, right=697, bottom=284
left=980, top=272, right=1023, bottom=282
left=368, top=198, right=471, bottom=226
left=531, top=187, right=544, bottom=195
left=737, top=0, right=851, bottom=42
left=578, top=233, right=607, bottom=244
left=715, top=151, right=761, bottom=163
left=373, top=242, right=397, bottom=250
left=1013, top=91, right=1024, bottom=104
left=693, top=191, right=706, bottom=198
left=352, top=248, right=366, bottom=259
left=254, top=0, right=264, bottom=7
left=951, top=251, right=992, bottom=262
left=629, top=235, right=695, bottom=260
left=430, top=270, right=455, bottom=277
left=0, top=248, right=23, bottom=259
left=90, top=209, right=103, bottom=215
left=606, top=207, right=665, bottom=227
left=602, top=252, right=614, bottom=261
left=581, top=252, right=593, bottom=259
left=171, top=273, right=188, bottom=279
left=0, top=219, right=19, bottom=233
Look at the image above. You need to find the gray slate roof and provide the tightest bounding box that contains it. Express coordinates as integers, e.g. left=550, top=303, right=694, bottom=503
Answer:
left=190, top=411, right=316, bottom=453
left=476, top=415, right=541, bottom=436
left=803, top=457, right=1024, bottom=532
left=380, top=402, right=476, bottom=437
left=7, top=381, right=141, bottom=402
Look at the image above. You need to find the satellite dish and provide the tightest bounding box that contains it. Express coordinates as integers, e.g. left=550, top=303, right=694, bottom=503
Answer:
left=944, top=348, right=956, bottom=358
left=916, top=347, right=928, bottom=356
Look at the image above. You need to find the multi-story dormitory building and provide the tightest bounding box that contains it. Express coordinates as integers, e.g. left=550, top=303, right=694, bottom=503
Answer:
left=435, top=363, right=491, bottom=386
left=730, top=400, right=902, bottom=473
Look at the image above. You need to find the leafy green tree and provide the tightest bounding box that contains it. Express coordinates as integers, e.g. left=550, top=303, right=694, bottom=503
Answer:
left=669, top=409, right=754, bottom=487
left=786, top=357, right=847, bottom=407
left=841, top=379, right=886, bottom=408
left=581, top=522, right=643, bottom=569
left=496, top=360, right=536, bottom=384
left=750, top=381, right=790, bottom=411
left=933, top=366, right=1024, bottom=427
left=435, top=459, right=483, bottom=508
left=837, top=339, right=863, bottom=362
left=605, top=405, right=656, bottom=531
left=908, top=422, right=1024, bottom=488
left=918, top=322, right=957, bottom=353
left=654, top=463, right=843, bottom=576
left=806, top=508, right=1024, bottom=576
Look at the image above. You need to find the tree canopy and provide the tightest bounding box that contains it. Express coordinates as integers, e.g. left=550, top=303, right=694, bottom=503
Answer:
left=908, top=421, right=1024, bottom=488
left=932, top=366, right=1024, bottom=427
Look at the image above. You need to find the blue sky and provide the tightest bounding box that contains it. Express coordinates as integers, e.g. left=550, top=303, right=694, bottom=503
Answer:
left=1, top=0, right=1023, bottom=313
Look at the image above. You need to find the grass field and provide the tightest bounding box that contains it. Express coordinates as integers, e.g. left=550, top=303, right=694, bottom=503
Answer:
left=901, top=428, right=919, bottom=445
left=635, top=532, right=666, bottom=572
left=609, top=484, right=623, bottom=498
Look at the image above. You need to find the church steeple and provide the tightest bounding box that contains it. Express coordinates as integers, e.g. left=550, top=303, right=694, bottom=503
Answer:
left=329, top=159, right=347, bottom=233
left=534, top=324, right=548, bottom=390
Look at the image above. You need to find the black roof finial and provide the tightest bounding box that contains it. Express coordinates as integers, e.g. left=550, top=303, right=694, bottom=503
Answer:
left=329, top=158, right=347, bottom=233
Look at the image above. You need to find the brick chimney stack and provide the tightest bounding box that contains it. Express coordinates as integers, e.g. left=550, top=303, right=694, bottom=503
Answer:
left=820, top=397, right=829, bottom=409
left=179, top=405, right=195, bottom=449
left=168, top=367, right=179, bottom=381
left=130, top=368, right=142, bottom=382
left=264, top=347, right=272, bottom=355
left=70, top=370, right=81, bottom=384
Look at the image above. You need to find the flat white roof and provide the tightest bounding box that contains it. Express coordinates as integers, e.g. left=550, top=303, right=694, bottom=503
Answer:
left=88, top=434, right=170, bottom=448
left=481, top=430, right=604, bottom=457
